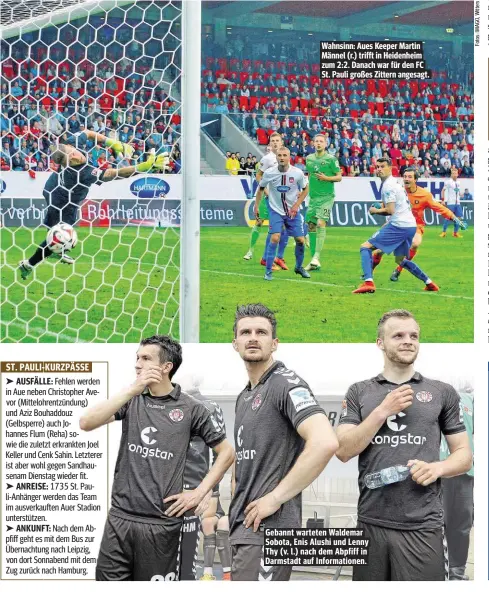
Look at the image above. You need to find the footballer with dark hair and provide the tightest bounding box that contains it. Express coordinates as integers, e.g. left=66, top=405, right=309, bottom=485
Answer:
left=229, top=303, right=338, bottom=580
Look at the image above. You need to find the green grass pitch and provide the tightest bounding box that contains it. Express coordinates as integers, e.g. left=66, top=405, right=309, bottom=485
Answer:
left=1, top=225, right=473, bottom=343
left=200, top=226, right=473, bottom=343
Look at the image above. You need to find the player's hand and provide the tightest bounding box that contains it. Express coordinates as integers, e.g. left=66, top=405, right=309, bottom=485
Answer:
left=453, top=216, right=467, bottom=230
left=254, top=207, right=261, bottom=222
left=243, top=492, right=281, bottom=532
left=135, top=148, right=156, bottom=173
left=315, top=172, right=329, bottom=181
left=377, top=384, right=414, bottom=419
left=131, top=365, right=163, bottom=394
left=164, top=489, right=205, bottom=517
left=407, top=459, right=443, bottom=486
left=194, top=490, right=213, bottom=516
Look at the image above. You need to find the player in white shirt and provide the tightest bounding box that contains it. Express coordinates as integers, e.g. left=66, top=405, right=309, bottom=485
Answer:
left=353, top=158, right=439, bottom=294
left=440, top=167, right=463, bottom=238
left=243, top=134, right=289, bottom=270
left=255, top=147, right=310, bottom=280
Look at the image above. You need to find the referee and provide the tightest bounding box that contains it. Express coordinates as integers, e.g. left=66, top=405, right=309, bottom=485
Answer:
left=336, top=310, right=472, bottom=581
left=80, top=335, right=234, bottom=581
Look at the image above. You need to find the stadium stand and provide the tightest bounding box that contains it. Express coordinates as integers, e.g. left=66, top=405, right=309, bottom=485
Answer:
left=199, top=32, right=473, bottom=178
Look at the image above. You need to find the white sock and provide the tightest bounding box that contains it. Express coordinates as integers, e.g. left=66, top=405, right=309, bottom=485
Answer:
left=204, top=567, right=213, bottom=576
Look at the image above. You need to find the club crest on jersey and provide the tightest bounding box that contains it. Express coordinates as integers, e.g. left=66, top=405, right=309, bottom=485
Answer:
left=169, top=408, right=184, bottom=422
left=289, top=387, right=316, bottom=412
left=289, top=177, right=295, bottom=184
left=415, top=391, right=432, bottom=403
left=251, top=393, right=262, bottom=411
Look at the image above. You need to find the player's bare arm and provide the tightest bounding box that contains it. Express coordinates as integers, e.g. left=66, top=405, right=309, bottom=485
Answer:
left=231, top=461, right=236, bottom=498
left=79, top=365, right=162, bottom=431
left=243, top=414, right=338, bottom=532
left=408, top=431, right=472, bottom=486
left=164, top=439, right=234, bottom=517
left=336, top=384, right=413, bottom=462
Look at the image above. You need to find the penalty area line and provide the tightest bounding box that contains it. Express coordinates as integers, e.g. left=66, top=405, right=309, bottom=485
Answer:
left=201, top=269, right=473, bottom=301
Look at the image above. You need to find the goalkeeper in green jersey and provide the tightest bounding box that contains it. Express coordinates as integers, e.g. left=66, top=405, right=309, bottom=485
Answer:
left=304, top=134, right=342, bottom=271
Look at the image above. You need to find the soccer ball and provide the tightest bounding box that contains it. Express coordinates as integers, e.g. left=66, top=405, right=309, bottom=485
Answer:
left=46, top=223, right=78, bottom=254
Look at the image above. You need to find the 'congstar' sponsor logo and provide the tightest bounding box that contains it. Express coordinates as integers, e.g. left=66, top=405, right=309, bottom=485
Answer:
left=127, top=442, right=174, bottom=459
left=130, top=176, right=170, bottom=198
left=126, top=426, right=174, bottom=459
left=371, top=413, right=426, bottom=448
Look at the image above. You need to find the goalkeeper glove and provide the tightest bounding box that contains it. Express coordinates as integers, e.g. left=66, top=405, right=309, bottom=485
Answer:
left=453, top=216, right=468, bottom=230
left=152, top=152, right=170, bottom=172
left=106, top=138, right=135, bottom=159
left=135, top=149, right=156, bottom=173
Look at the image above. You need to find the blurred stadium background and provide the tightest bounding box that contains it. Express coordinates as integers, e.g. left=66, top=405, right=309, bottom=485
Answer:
left=0, top=0, right=474, bottom=343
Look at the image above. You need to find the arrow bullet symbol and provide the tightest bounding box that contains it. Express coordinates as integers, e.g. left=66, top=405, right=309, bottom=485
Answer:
left=6, top=525, right=13, bottom=532
left=6, top=378, right=13, bottom=385
left=7, top=483, right=13, bottom=490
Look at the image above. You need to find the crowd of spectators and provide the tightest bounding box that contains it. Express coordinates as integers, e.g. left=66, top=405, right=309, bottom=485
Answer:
left=0, top=18, right=474, bottom=181
left=200, top=54, right=474, bottom=178
left=203, top=34, right=473, bottom=85
left=224, top=151, right=262, bottom=175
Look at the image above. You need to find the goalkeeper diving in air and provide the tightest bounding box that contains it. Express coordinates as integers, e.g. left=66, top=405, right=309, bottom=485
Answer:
left=18, top=130, right=169, bottom=280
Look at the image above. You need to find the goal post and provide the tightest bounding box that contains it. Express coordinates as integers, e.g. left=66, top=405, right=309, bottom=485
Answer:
left=180, top=0, right=201, bottom=343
